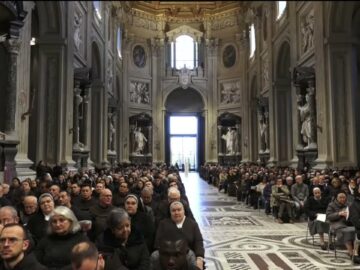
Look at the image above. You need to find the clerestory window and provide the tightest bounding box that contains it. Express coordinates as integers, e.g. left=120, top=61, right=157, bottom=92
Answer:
left=249, top=23, right=256, bottom=58
left=171, top=35, right=198, bottom=70
left=276, top=1, right=287, bottom=20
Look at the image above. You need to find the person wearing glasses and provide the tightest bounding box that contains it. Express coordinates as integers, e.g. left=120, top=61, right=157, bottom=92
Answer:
left=35, top=206, right=88, bottom=269
left=0, top=223, right=47, bottom=270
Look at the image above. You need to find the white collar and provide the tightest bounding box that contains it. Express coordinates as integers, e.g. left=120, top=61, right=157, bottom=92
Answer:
left=176, top=216, right=186, bottom=229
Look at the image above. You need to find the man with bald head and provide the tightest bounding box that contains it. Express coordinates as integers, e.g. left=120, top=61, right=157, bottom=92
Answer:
left=19, top=196, right=38, bottom=226
left=89, top=189, right=115, bottom=239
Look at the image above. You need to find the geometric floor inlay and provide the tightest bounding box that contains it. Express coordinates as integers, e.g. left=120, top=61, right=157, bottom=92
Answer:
left=181, top=172, right=360, bottom=270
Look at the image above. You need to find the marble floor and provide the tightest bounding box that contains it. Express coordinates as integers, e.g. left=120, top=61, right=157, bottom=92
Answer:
left=181, top=172, right=360, bottom=270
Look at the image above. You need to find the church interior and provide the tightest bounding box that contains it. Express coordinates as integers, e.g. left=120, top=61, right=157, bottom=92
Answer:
left=1, top=1, right=360, bottom=269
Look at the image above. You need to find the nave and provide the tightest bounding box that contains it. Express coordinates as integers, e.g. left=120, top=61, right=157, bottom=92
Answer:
left=182, top=173, right=360, bottom=270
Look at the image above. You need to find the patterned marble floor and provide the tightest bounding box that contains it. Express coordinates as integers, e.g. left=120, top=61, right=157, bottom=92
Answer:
left=181, top=172, right=360, bottom=270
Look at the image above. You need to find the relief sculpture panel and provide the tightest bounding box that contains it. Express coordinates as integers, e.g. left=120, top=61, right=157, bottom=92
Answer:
left=219, top=80, right=241, bottom=106
left=129, top=81, right=150, bottom=105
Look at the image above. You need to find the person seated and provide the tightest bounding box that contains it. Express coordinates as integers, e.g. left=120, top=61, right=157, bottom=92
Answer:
left=26, top=193, right=55, bottom=243
left=291, top=175, right=309, bottom=220
left=155, top=187, right=195, bottom=227
left=18, top=195, right=38, bottom=226
left=326, top=191, right=355, bottom=257
left=35, top=206, right=88, bottom=269
left=271, top=177, right=294, bottom=224
left=304, top=187, right=330, bottom=250
left=124, top=194, right=155, bottom=253
left=349, top=185, right=360, bottom=264
left=151, top=229, right=200, bottom=270
left=0, top=224, right=47, bottom=270
left=96, top=208, right=150, bottom=270
left=155, top=201, right=204, bottom=270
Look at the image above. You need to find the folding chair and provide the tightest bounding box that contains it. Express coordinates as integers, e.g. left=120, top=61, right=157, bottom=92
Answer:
left=327, top=227, right=338, bottom=258
left=353, top=234, right=360, bottom=262
left=305, top=218, right=315, bottom=246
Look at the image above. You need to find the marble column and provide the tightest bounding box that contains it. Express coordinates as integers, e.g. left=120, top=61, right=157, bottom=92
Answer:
left=295, top=85, right=304, bottom=149
left=4, top=38, right=21, bottom=137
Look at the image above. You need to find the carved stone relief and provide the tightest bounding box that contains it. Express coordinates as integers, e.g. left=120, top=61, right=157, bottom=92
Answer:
left=300, top=9, right=314, bottom=54
left=129, top=81, right=150, bottom=105
left=74, top=11, right=83, bottom=52
left=219, top=80, right=241, bottom=105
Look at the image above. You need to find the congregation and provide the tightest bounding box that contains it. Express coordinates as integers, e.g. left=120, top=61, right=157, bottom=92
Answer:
left=200, top=164, right=360, bottom=264
left=0, top=163, right=205, bottom=270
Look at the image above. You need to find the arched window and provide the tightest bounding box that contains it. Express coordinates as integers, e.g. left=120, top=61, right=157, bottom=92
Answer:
left=93, top=1, right=101, bottom=20
left=249, top=23, right=256, bottom=58
left=276, top=1, right=287, bottom=20
left=171, top=35, right=198, bottom=70
left=117, top=27, right=122, bottom=58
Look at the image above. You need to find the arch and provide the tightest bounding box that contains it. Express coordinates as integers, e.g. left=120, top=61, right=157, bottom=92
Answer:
left=274, top=40, right=293, bottom=165
left=27, top=1, right=65, bottom=165
left=275, top=41, right=291, bottom=80
left=91, top=42, right=102, bottom=80
left=163, top=84, right=207, bottom=110
left=36, top=1, right=65, bottom=37
left=165, top=87, right=204, bottom=113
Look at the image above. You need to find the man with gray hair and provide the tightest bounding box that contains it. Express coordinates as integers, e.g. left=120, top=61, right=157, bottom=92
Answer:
left=155, top=187, right=195, bottom=226
left=291, top=175, right=309, bottom=221
left=19, top=196, right=38, bottom=226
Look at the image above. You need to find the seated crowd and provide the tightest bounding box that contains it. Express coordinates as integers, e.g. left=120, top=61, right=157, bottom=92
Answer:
left=201, top=164, right=360, bottom=263
left=0, top=163, right=205, bottom=270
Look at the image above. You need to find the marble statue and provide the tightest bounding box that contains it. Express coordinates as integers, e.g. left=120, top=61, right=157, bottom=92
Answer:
left=221, top=127, right=237, bottom=155
left=259, top=115, right=269, bottom=152
left=74, top=12, right=83, bottom=52
left=298, top=93, right=311, bottom=148
left=133, top=127, right=147, bottom=154
left=108, top=116, right=115, bottom=151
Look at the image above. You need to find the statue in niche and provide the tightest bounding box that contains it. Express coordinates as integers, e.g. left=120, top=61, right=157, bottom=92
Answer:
left=133, top=127, right=147, bottom=155
left=259, top=113, right=269, bottom=152
left=74, top=12, right=83, bottom=52
left=298, top=93, right=312, bottom=148
left=108, top=114, right=115, bottom=151
left=221, top=127, right=238, bottom=155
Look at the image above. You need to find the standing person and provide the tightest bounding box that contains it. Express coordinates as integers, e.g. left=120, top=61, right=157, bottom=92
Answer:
left=0, top=224, right=47, bottom=270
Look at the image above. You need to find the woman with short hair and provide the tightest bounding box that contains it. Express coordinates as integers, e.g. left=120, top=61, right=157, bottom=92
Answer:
left=96, top=208, right=150, bottom=270
left=35, top=206, right=88, bottom=269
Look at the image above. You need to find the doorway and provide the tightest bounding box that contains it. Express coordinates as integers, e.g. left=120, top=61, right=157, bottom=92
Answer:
left=169, top=116, right=198, bottom=170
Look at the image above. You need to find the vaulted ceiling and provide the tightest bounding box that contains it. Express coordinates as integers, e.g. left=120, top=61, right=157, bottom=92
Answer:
left=113, top=1, right=250, bottom=22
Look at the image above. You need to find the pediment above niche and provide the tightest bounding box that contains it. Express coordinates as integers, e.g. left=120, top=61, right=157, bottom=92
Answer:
left=166, top=25, right=203, bottom=42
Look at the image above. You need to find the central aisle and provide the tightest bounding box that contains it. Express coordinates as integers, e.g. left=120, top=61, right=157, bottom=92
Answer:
left=180, top=172, right=359, bottom=270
